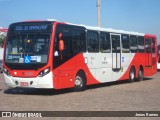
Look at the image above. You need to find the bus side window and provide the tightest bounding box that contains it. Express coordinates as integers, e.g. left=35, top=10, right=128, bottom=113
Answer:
left=72, top=30, right=86, bottom=54
left=130, top=35, right=138, bottom=53
left=100, top=32, right=111, bottom=53
left=138, top=36, right=144, bottom=53
left=57, top=28, right=72, bottom=57
left=121, top=34, right=130, bottom=53
left=145, top=39, right=151, bottom=53
left=87, top=31, right=99, bottom=53
left=152, top=38, right=155, bottom=53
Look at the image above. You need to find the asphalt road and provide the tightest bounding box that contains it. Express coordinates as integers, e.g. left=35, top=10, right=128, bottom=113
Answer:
left=0, top=72, right=160, bottom=120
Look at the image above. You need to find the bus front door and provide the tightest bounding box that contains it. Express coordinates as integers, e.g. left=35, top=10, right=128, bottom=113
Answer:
left=111, top=34, right=121, bottom=71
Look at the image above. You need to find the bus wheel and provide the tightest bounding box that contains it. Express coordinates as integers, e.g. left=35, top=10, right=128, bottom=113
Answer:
left=129, top=67, right=135, bottom=83
left=137, top=67, right=143, bottom=82
left=74, top=71, right=86, bottom=92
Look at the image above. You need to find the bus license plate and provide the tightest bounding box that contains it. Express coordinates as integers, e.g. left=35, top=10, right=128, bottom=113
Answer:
left=20, top=82, right=29, bottom=87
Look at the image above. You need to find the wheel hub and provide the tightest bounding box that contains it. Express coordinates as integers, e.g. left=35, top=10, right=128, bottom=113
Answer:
left=131, top=72, right=134, bottom=80
left=75, top=76, right=82, bottom=87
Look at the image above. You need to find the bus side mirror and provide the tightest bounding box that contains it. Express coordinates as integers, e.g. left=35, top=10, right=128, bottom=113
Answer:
left=59, top=39, right=64, bottom=51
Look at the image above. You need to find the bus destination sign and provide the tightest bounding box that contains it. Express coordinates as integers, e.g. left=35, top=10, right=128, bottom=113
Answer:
left=9, top=23, right=52, bottom=33
left=15, top=25, right=48, bottom=31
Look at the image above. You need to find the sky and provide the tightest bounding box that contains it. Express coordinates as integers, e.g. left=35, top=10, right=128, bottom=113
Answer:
left=0, top=0, right=160, bottom=42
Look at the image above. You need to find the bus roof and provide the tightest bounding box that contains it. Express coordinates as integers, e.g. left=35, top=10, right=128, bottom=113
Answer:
left=62, top=21, right=145, bottom=36
left=83, top=25, right=145, bottom=36
left=9, top=20, right=155, bottom=37
left=144, top=34, right=157, bottom=38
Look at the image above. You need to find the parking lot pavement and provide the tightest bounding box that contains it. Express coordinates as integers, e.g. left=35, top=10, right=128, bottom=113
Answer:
left=0, top=72, right=160, bottom=119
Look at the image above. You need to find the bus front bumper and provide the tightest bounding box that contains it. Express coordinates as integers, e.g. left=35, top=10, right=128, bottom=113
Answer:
left=3, top=72, right=53, bottom=89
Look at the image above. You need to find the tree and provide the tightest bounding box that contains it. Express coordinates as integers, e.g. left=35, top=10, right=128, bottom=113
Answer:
left=0, top=34, right=5, bottom=47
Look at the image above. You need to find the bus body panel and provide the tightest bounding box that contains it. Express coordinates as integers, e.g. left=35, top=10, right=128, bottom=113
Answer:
left=4, top=72, right=53, bottom=88
left=94, top=53, right=112, bottom=82
left=53, top=53, right=100, bottom=89
left=144, top=34, right=157, bottom=76
left=83, top=52, right=134, bottom=82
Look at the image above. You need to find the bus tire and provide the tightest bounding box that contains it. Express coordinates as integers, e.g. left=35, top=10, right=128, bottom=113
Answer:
left=137, top=67, right=144, bottom=82
left=74, top=71, right=86, bottom=92
left=129, top=66, right=136, bottom=83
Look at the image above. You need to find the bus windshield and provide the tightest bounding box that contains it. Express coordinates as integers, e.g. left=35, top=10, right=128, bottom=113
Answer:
left=4, top=33, right=51, bottom=70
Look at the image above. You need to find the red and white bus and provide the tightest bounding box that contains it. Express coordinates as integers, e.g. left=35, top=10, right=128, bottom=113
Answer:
left=3, top=20, right=158, bottom=91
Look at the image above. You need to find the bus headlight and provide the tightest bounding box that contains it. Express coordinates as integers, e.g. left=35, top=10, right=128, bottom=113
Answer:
left=3, top=68, right=11, bottom=76
left=38, top=67, right=50, bottom=77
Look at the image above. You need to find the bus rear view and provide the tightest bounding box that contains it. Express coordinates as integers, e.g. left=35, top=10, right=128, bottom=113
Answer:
left=3, top=21, right=54, bottom=88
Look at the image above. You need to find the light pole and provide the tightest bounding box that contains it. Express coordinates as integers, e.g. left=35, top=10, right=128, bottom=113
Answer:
left=97, top=0, right=101, bottom=27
